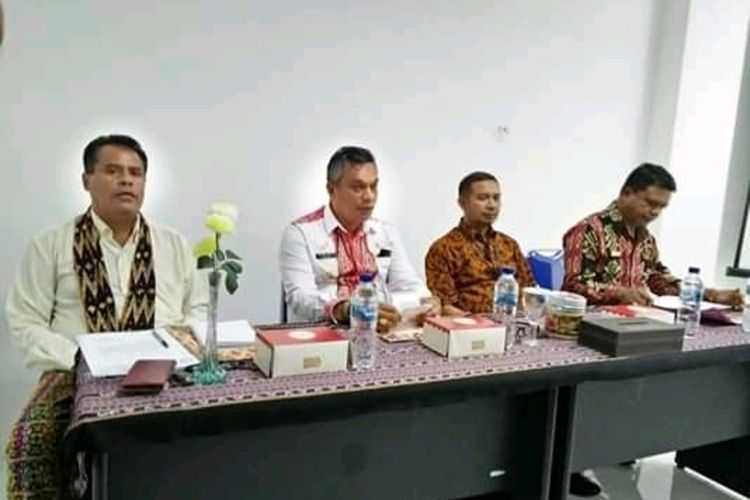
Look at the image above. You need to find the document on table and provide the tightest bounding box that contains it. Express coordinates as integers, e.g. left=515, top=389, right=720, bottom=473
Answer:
left=652, top=295, right=731, bottom=312
left=187, top=319, right=256, bottom=347
left=381, top=296, right=432, bottom=343
left=77, top=329, right=199, bottom=377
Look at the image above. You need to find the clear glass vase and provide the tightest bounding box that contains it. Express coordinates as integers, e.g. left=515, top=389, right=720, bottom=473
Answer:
left=192, top=274, right=227, bottom=385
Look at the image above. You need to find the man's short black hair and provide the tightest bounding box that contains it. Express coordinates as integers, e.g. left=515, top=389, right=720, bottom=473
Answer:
left=83, top=134, right=148, bottom=173
left=621, top=163, right=676, bottom=194
left=458, top=171, right=499, bottom=198
left=326, top=146, right=376, bottom=184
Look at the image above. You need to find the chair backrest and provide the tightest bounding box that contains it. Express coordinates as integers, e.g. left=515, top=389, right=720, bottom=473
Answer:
left=527, top=249, right=564, bottom=290
left=280, top=284, right=289, bottom=323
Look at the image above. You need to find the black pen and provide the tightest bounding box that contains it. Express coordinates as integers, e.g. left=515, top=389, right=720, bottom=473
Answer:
left=151, top=330, right=169, bottom=349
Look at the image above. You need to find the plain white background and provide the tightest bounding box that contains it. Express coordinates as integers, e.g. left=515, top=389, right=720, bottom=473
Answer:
left=1, top=1, right=749, bottom=496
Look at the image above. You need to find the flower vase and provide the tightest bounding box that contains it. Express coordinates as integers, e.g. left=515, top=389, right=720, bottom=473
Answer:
left=192, top=274, right=227, bottom=385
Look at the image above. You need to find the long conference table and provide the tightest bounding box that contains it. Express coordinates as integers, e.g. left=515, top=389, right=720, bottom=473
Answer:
left=62, top=323, right=750, bottom=500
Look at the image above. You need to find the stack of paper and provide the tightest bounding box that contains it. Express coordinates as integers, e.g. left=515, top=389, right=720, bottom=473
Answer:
left=77, top=329, right=199, bottom=377
left=188, top=319, right=256, bottom=347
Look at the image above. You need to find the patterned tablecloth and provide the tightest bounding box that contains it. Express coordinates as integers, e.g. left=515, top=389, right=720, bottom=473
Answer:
left=69, top=325, right=749, bottom=431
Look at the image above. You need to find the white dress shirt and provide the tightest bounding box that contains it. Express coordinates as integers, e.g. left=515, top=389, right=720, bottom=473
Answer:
left=5, top=211, right=207, bottom=371
left=280, top=205, right=430, bottom=322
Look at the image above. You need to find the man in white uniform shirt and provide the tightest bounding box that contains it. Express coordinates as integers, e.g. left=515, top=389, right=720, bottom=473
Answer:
left=280, top=146, right=437, bottom=331
left=5, top=134, right=206, bottom=499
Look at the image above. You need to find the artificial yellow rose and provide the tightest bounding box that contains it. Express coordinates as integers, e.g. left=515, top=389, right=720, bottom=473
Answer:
left=194, top=236, right=217, bottom=257
left=209, top=202, right=238, bottom=221
left=205, top=213, right=235, bottom=234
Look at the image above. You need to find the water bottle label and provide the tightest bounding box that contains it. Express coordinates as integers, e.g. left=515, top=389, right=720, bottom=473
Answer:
left=680, top=286, right=701, bottom=303
left=351, top=303, right=377, bottom=322
left=496, top=293, right=517, bottom=307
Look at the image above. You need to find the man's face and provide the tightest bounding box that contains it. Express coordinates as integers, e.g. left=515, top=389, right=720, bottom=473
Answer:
left=328, top=162, right=378, bottom=229
left=83, top=145, right=146, bottom=220
left=459, top=180, right=501, bottom=226
left=619, top=185, right=672, bottom=228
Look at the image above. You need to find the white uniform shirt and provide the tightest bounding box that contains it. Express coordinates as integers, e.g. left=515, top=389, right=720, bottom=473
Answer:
left=280, top=205, right=429, bottom=321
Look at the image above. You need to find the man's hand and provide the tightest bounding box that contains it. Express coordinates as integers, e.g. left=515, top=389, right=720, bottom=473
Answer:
left=616, top=286, right=653, bottom=306
left=377, top=303, right=402, bottom=333
left=331, top=300, right=350, bottom=325
left=441, top=304, right=470, bottom=317
left=706, top=288, right=743, bottom=309
left=414, top=296, right=441, bottom=326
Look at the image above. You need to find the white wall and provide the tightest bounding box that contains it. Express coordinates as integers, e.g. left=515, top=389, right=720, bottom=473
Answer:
left=0, top=0, right=657, bottom=319
left=640, top=0, right=690, bottom=169
left=656, top=0, right=750, bottom=284
left=0, top=0, right=659, bottom=491
left=720, top=26, right=750, bottom=277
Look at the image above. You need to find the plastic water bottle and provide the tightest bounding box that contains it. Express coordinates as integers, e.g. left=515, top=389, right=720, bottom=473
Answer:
left=494, top=267, right=519, bottom=346
left=677, top=267, right=704, bottom=338
left=742, top=279, right=750, bottom=334
left=349, top=272, right=379, bottom=370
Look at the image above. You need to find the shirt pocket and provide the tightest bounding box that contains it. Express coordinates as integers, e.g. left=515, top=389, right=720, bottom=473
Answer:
left=374, top=247, right=392, bottom=272
left=314, top=255, right=339, bottom=285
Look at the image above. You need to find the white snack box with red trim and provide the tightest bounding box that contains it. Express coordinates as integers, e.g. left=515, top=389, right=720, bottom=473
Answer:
left=421, top=316, right=505, bottom=358
left=255, top=327, right=349, bottom=377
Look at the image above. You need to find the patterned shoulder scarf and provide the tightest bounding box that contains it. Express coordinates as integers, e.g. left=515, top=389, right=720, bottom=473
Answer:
left=73, top=209, right=156, bottom=333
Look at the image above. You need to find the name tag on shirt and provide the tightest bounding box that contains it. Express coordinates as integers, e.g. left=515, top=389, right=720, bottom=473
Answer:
left=377, top=249, right=392, bottom=258
left=315, top=252, right=337, bottom=260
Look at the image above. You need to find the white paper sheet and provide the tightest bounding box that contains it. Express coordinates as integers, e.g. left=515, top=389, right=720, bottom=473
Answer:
left=381, top=296, right=432, bottom=342
left=188, top=319, right=256, bottom=347
left=652, top=295, right=731, bottom=312
left=77, top=329, right=199, bottom=377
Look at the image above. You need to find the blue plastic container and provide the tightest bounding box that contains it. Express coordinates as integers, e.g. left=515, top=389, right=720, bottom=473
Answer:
left=527, top=249, right=564, bottom=290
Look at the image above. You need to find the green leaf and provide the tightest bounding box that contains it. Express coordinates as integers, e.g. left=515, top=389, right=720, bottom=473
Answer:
left=197, top=255, right=214, bottom=270
left=225, top=249, right=242, bottom=261
left=215, top=249, right=226, bottom=261
left=208, top=270, right=221, bottom=287
left=225, top=271, right=239, bottom=294
left=221, top=261, right=243, bottom=274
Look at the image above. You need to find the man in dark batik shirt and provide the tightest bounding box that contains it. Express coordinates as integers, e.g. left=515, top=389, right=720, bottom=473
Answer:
left=563, top=163, right=741, bottom=307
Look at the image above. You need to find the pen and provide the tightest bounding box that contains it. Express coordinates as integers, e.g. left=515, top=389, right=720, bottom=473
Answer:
left=151, top=330, right=169, bottom=349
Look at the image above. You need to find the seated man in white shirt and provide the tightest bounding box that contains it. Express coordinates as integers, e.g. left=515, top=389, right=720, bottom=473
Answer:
left=280, top=145, right=437, bottom=331
left=5, top=134, right=206, bottom=499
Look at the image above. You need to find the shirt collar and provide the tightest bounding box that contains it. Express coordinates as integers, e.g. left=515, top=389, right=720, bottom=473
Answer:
left=604, top=201, right=649, bottom=241
left=323, top=204, right=373, bottom=236
left=90, top=209, right=141, bottom=246
left=457, top=217, right=496, bottom=241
